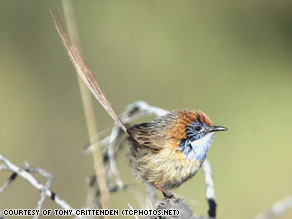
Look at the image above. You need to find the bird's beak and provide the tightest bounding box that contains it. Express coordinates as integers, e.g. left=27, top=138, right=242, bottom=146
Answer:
left=208, top=126, right=228, bottom=133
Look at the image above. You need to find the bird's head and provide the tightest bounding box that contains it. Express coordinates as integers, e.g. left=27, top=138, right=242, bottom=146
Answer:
left=170, top=110, right=227, bottom=161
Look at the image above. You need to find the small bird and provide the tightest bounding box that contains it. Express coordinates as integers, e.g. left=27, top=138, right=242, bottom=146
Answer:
left=51, top=12, right=227, bottom=198
left=127, top=109, right=227, bottom=196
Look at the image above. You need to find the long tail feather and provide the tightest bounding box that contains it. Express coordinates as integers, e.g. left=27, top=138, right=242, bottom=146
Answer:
left=50, top=10, right=128, bottom=134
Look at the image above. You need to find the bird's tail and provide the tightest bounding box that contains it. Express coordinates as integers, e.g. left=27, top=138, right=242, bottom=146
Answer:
left=50, top=10, right=128, bottom=134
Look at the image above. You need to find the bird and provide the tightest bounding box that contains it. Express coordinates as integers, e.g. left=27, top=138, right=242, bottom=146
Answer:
left=51, top=12, right=228, bottom=198
left=127, top=109, right=227, bottom=197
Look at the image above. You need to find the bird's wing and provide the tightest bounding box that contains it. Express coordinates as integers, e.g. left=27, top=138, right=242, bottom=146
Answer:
left=127, top=122, right=167, bottom=153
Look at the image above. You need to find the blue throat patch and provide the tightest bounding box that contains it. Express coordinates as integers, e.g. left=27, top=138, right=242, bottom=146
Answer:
left=180, top=121, right=215, bottom=161
left=180, top=133, right=214, bottom=161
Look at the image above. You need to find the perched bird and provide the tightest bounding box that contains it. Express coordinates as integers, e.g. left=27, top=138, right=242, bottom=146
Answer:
left=127, top=109, right=226, bottom=196
left=51, top=12, right=227, bottom=198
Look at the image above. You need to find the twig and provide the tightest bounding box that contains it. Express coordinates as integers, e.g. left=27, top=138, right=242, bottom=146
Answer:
left=202, top=159, right=216, bottom=218
left=125, top=185, right=147, bottom=209
left=0, top=171, right=17, bottom=195
left=82, top=136, right=110, bottom=156
left=127, top=203, right=139, bottom=219
left=148, top=198, right=201, bottom=219
left=121, top=101, right=169, bottom=123
left=107, top=124, right=124, bottom=188
left=145, top=184, right=159, bottom=208
left=0, top=154, right=83, bottom=219
left=254, top=196, right=292, bottom=219
left=24, top=162, right=53, bottom=219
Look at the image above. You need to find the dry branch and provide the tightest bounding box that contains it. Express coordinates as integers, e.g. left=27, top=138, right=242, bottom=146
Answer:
left=0, top=155, right=83, bottom=219
left=254, top=196, right=292, bottom=219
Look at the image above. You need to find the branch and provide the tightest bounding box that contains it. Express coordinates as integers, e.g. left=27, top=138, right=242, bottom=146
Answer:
left=147, top=198, right=206, bottom=219
left=23, top=162, right=53, bottom=219
left=254, top=196, right=292, bottom=219
left=202, top=159, right=216, bottom=218
left=0, top=155, right=83, bottom=219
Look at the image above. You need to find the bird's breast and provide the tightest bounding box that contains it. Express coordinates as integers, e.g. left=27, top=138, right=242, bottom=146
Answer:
left=127, top=146, right=203, bottom=190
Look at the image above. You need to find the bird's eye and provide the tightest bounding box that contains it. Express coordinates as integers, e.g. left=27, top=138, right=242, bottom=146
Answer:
left=194, top=126, right=202, bottom=132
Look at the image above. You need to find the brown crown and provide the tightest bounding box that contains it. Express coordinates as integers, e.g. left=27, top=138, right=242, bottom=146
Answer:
left=169, top=109, right=212, bottom=141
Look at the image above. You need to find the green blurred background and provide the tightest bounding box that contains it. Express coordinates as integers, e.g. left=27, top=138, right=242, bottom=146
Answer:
left=1, top=0, right=291, bottom=218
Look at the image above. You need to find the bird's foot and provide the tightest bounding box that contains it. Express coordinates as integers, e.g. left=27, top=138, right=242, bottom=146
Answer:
left=163, top=191, right=174, bottom=199
left=154, top=184, right=175, bottom=199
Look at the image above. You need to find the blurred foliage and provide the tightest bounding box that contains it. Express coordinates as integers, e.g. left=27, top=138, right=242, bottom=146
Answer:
left=0, top=0, right=291, bottom=218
